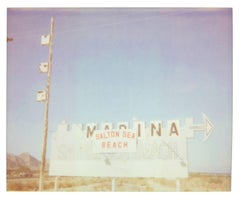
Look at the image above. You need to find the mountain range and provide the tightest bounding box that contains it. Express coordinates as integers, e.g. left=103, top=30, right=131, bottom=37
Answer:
left=7, top=152, right=41, bottom=170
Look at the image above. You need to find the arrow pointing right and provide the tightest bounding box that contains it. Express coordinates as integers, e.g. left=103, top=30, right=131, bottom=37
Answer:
left=188, top=113, right=214, bottom=141
left=203, top=113, right=214, bottom=141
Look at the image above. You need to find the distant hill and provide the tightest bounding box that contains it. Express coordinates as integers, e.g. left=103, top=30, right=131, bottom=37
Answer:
left=7, top=153, right=26, bottom=169
left=7, top=152, right=41, bottom=170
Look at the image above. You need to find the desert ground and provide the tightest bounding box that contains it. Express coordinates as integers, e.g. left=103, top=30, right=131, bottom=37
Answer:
left=7, top=172, right=231, bottom=192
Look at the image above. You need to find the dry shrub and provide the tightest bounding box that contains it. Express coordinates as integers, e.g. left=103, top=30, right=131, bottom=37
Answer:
left=209, top=177, right=223, bottom=184
left=92, top=184, right=111, bottom=192
left=44, top=180, right=55, bottom=190
left=180, top=174, right=231, bottom=192
left=144, top=185, right=154, bottom=192
left=7, top=179, right=38, bottom=191
left=157, top=178, right=176, bottom=188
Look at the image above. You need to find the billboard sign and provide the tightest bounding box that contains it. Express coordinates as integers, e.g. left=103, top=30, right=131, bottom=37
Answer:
left=49, top=114, right=213, bottom=179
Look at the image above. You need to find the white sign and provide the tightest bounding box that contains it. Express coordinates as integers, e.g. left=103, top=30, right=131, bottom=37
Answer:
left=41, top=34, right=50, bottom=46
left=36, top=91, right=47, bottom=102
left=49, top=114, right=213, bottom=179
left=39, top=62, right=49, bottom=73
left=93, top=129, right=136, bottom=153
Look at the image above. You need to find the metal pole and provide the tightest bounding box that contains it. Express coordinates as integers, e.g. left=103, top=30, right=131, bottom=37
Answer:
left=39, top=16, right=54, bottom=191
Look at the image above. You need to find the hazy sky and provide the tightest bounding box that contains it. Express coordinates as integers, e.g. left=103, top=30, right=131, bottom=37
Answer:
left=7, top=8, right=232, bottom=173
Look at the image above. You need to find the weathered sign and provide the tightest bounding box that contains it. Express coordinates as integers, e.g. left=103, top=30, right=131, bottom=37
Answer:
left=49, top=114, right=213, bottom=179
left=93, top=129, right=136, bottom=153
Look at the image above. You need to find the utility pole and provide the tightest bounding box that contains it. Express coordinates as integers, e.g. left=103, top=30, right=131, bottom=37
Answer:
left=38, top=16, right=54, bottom=191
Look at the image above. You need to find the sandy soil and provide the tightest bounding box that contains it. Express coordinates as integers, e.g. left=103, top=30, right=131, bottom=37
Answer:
left=7, top=173, right=231, bottom=192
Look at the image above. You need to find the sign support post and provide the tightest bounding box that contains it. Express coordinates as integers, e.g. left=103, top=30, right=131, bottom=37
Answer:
left=54, top=176, right=60, bottom=191
left=176, top=179, right=181, bottom=191
left=39, top=16, right=54, bottom=191
left=112, top=178, right=116, bottom=192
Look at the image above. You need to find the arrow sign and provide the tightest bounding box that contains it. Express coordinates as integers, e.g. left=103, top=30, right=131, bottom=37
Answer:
left=188, top=113, right=214, bottom=141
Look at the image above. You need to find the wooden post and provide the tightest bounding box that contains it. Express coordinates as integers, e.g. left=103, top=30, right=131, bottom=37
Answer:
left=112, top=178, right=116, bottom=192
left=54, top=176, right=60, bottom=191
left=39, top=16, right=54, bottom=191
left=176, top=178, right=181, bottom=191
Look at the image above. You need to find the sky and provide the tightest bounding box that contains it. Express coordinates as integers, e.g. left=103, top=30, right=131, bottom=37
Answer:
left=7, top=8, right=232, bottom=173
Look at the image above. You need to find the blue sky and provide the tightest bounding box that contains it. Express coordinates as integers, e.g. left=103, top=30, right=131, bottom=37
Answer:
left=7, top=8, right=232, bottom=173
